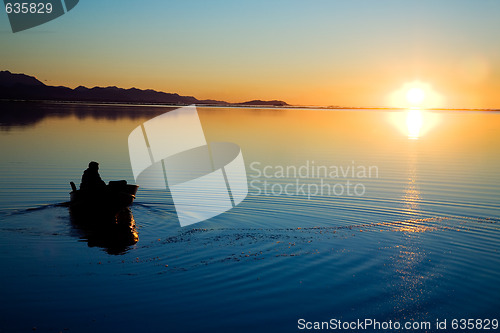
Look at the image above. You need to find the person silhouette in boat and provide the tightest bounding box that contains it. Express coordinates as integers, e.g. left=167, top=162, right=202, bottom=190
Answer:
left=80, top=161, right=106, bottom=191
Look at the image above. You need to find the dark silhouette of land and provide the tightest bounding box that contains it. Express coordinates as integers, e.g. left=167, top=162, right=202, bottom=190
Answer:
left=0, top=70, right=288, bottom=107
left=0, top=100, right=174, bottom=129
left=237, top=99, right=288, bottom=107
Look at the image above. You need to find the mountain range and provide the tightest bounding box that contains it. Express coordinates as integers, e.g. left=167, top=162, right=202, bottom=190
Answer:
left=0, top=70, right=288, bottom=107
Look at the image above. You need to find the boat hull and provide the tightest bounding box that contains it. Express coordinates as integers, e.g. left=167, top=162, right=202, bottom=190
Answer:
left=69, top=182, right=139, bottom=215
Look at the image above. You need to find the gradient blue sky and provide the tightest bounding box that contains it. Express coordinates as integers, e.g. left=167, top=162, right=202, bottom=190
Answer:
left=1, top=0, right=499, bottom=107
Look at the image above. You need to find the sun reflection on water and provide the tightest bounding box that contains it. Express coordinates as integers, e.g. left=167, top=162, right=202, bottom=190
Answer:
left=388, top=108, right=441, bottom=140
left=389, top=156, right=428, bottom=316
left=406, top=109, right=423, bottom=140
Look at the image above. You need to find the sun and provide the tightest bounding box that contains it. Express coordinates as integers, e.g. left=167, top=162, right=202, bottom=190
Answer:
left=388, top=81, right=444, bottom=108
left=406, top=87, right=425, bottom=106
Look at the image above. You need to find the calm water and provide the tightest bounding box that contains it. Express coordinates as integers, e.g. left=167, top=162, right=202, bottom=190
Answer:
left=0, top=102, right=499, bottom=332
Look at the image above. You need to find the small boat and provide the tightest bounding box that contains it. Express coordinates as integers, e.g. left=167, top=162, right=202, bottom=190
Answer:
left=69, top=180, right=139, bottom=215
left=68, top=180, right=139, bottom=253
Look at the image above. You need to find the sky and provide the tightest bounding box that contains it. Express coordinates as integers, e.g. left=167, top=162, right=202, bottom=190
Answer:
left=1, top=0, right=499, bottom=108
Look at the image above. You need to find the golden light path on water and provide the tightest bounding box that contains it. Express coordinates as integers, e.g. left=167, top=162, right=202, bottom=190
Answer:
left=406, top=109, right=423, bottom=140
left=388, top=108, right=442, bottom=140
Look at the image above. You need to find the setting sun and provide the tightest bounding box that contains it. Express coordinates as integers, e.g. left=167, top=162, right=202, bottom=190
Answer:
left=406, top=88, right=425, bottom=106
left=388, top=81, right=444, bottom=109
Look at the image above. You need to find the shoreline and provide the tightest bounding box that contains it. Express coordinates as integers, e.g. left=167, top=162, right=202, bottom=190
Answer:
left=1, top=98, right=499, bottom=112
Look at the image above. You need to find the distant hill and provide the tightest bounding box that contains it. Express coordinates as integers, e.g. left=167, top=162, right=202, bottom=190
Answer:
left=237, top=100, right=288, bottom=107
left=0, top=71, right=288, bottom=107
left=0, top=70, right=45, bottom=87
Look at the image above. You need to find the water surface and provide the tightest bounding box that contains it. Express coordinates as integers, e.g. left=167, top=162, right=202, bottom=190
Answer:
left=0, top=102, right=499, bottom=332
